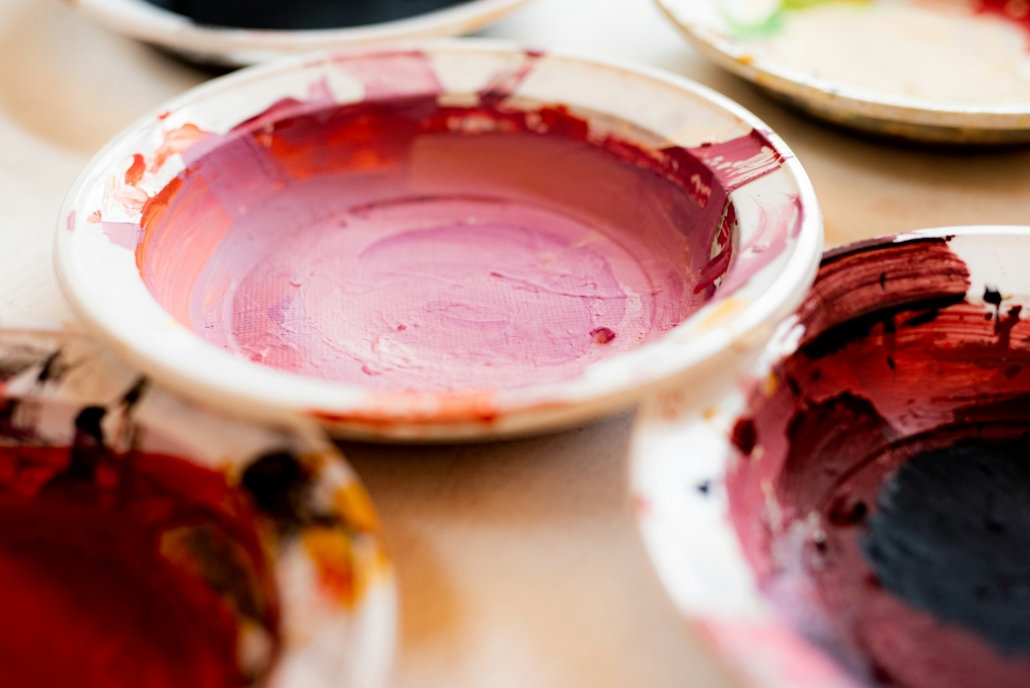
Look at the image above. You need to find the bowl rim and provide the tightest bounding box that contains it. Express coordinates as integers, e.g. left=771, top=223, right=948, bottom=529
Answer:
left=656, top=0, right=1030, bottom=131
left=73, top=0, right=533, bottom=66
left=55, top=38, right=824, bottom=441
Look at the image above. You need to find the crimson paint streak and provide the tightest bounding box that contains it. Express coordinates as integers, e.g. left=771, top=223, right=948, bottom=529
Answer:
left=726, top=238, right=1030, bottom=688
left=975, top=0, right=1030, bottom=45
left=0, top=422, right=278, bottom=688
left=136, top=93, right=739, bottom=392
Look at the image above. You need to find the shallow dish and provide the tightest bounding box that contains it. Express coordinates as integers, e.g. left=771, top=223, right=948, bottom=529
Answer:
left=658, top=0, right=1030, bottom=143
left=632, top=226, right=1030, bottom=688
left=72, top=0, right=530, bottom=67
left=57, top=40, right=822, bottom=441
left=0, top=328, right=395, bottom=687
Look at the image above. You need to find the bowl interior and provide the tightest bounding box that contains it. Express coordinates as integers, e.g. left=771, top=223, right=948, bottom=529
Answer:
left=59, top=43, right=817, bottom=437
left=727, top=231, right=1030, bottom=687
left=136, top=71, right=734, bottom=394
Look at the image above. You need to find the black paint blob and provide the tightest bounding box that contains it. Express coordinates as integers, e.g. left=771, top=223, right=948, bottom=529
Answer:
left=240, top=451, right=312, bottom=534
left=861, top=437, right=1030, bottom=655
left=144, top=0, right=470, bottom=30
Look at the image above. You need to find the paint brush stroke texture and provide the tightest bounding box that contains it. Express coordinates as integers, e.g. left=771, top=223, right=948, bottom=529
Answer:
left=0, top=440, right=275, bottom=688
left=116, top=51, right=786, bottom=393
left=726, top=238, right=1030, bottom=688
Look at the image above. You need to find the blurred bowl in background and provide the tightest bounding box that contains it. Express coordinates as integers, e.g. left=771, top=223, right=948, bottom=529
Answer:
left=71, top=0, right=532, bottom=66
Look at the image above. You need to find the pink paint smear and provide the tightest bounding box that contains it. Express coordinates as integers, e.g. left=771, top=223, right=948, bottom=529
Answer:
left=133, top=57, right=783, bottom=393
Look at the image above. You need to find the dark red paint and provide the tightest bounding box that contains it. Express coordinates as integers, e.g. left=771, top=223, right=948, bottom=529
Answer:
left=725, top=237, right=1030, bottom=687
left=0, top=426, right=278, bottom=687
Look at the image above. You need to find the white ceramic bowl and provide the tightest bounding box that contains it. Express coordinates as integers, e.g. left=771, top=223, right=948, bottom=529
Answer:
left=632, top=226, right=1030, bottom=688
left=658, top=0, right=1030, bottom=143
left=72, top=0, right=531, bottom=67
left=0, top=327, right=395, bottom=687
left=56, top=40, right=822, bottom=441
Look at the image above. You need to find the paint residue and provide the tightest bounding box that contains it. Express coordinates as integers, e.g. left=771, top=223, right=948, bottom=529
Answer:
left=726, top=237, right=1030, bottom=687
left=975, top=0, right=1030, bottom=45
left=734, top=0, right=1030, bottom=105
left=0, top=408, right=279, bottom=687
left=132, top=64, right=776, bottom=392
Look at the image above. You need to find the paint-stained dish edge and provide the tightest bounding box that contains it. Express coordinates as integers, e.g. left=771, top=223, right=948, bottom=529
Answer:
left=71, top=0, right=532, bottom=67
left=56, top=39, right=823, bottom=441
left=0, top=327, right=397, bottom=688
left=630, top=225, right=1030, bottom=688
left=656, top=0, right=1030, bottom=144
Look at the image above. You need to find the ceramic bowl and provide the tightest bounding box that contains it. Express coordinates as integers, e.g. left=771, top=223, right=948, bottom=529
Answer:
left=56, top=40, right=822, bottom=441
left=0, top=328, right=395, bottom=687
left=657, top=0, right=1030, bottom=143
left=632, top=226, right=1030, bottom=688
left=72, top=0, right=530, bottom=67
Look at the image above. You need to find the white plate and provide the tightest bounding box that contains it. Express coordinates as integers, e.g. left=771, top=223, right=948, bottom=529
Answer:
left=631, top=226, right=1030, bottom=688
left=658, top=0, right=1030, bottom=143
left=72, top=0, right=531, bottom=67
left=56, top=40, right=822, bottom=441
left=0, top=327, right=396, bottom=688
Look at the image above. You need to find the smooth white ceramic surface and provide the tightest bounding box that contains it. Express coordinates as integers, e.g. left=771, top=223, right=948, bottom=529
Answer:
left=658, top=0, right=1030, bottom=143
left=0, top=327, right=397, bottom=688
left=631, top=226, right=1030, bottom=688
left=71, top=0, right=532, bottom=66
left=55, top=39, right=823, bottom=441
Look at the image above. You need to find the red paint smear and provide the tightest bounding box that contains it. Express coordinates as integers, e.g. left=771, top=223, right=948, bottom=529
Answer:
left=125, top=153, right=146, bottom=186
left=975, top=0, right=1030, bottom=46
left=687, top=129, right=785, bottom=192
left=151, top=123, right=209, bottom=172
left=66, top=211, right=75, bottom=233
left=726, top=238, right=1030, bottom=687
left=0, top=439, right=278, bottom=688
left=478, top=51, right=542, bottom=106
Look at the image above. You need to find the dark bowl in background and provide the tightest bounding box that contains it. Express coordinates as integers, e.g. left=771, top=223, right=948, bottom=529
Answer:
left=145, top=0, right=471, bottom=30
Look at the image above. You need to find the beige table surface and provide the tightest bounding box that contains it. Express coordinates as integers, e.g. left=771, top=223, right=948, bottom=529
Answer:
left=3, top=0, right=1030, bottom=686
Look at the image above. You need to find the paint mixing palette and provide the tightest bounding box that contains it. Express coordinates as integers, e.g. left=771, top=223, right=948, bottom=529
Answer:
left=56, top=40, right=823, bottom=441
left=71, top=0, right=531, bottom=67
left=658, top=0, right=1030, bottom=142
left=0, top=328, right=395, bottom=688
left=632, top=226, right=1030, bottom=688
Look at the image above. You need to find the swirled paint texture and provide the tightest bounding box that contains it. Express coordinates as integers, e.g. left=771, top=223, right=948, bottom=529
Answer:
left=133, top=55, right=777, bottom=393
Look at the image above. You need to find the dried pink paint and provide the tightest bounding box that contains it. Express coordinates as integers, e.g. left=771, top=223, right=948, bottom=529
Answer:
left=128, top=51, right=790, bottom=393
